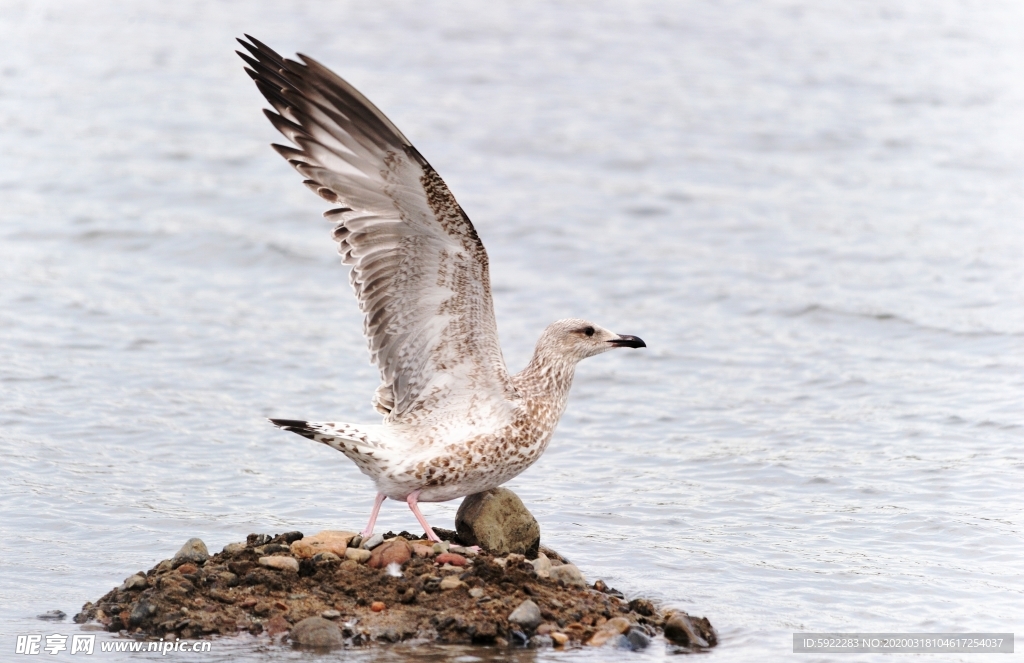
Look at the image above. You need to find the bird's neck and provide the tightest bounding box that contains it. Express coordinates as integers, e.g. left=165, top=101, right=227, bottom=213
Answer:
left=512, top=350, right=578, bottom=420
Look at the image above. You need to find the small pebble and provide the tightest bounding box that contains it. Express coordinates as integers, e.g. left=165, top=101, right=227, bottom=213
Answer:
left=120, top=574, right=147, bottom=591
left=321, top=609, right=341, bottom=620
left=265, top=614, right=290, bottom=637
left=438, top=576, right=463, bottom=590
left=368, top=539, right=412, bottom=568
left=171, top=538, right=209, bottom=567
left=435, top=552, right=467, bottom=567
left=370, top=601, right=386, bottom=612
left=663, top=613, right=708, bottom=648
left=247, top=533, right=272, bottom=547
left=176, top=563, right=198, bottom=575
left=129, top=600, right=157, bottom=627
left=345, top=547, right=371, bottom=563
left=529, top=634, right=553, bottom=648
left=431, top=541, right=450, bottom=554
left=468, top=587, right=485, bottom=599
left=258, top=556, right=299, bottom=572
left=531, top=552, right=551, bottom=578
left=349, top=534, right=363, bottom=549
left=290, top=530, right=354, bottom=558
left=549, top=563, right=587, bottom=587
left=222, top=542, right=246, bottom=554
left=291, top=616, right=343, bottom=648
left=550, top=632, right=569, bottom=647
left=624, top=627, right=651, bottom=650
left=411, top=544, right=435, bottom=558
left=361, top=533, right=384, bottom=550
left=586, top=617, right=631, bottom=647
left=217, top=571, right=238, bottom=586
left=628, top=598, right=655, bottom=616
left=36, top=610, right=66, bottom=621
left=506, top=553, right=525, bottom=565
left=313, top=551, right=341, bottom=563
left=604, top=617, right=631, bottom=634
left=448, top=545, right=476, bottom=556
left=508, top=599, right=542, bottom=631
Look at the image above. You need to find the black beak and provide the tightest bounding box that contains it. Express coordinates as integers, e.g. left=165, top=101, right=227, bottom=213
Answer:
left=608, top=334, right=646, bottom=349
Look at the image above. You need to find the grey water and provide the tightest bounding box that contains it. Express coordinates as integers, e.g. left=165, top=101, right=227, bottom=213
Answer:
left=1, top=1, right=1022, bottom=661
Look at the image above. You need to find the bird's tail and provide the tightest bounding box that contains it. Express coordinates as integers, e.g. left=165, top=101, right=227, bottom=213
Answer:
left=267, top=418, right=385, bottom=477
left=268, top=418, right=320, bottom=440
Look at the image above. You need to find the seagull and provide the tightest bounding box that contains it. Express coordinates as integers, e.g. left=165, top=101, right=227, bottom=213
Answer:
left=238, top=36, right=646, bottom=543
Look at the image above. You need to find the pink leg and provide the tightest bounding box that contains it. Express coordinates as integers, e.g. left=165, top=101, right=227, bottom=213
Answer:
left=360, top=492, right=386, bottom=538
left=406, top=490, right=442, bottom=543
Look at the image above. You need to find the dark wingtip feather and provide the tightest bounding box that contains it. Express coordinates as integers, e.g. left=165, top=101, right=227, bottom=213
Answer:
left=271, top=143, right=305, bottom=160
left=236, top=38, right=261, bottom=61
left=236, top=50, right=259, bottom=69
left=243, top=34, right=286, bottom=63
left=268, top=418, right=308, bottom=429
left=268, top=418, right=319, bottom=440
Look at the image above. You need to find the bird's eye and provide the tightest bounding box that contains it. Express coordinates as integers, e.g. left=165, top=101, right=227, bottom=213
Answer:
left=584, top=326, right=595, bottom=337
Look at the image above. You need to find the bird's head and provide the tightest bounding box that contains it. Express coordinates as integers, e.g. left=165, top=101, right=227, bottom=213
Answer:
left=536, top=318, right=646, bottom=363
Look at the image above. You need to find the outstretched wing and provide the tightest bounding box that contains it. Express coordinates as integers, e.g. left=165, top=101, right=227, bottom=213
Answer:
left=238, top=36, right=517, bottom=422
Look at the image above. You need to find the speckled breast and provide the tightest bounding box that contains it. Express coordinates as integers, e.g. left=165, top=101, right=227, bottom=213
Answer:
left=403, top=401, right=560, bottom=502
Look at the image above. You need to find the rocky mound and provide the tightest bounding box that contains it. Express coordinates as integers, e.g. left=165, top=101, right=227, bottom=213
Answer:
left=75, top=528, right=715, bottom=651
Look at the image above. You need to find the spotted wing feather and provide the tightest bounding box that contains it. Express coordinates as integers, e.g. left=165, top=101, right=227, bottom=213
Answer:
left=239, top=36, right=517, bottom=423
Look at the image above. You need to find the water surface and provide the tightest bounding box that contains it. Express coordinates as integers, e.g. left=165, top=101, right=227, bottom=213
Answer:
left=1, top=1, right=1022, bottom=661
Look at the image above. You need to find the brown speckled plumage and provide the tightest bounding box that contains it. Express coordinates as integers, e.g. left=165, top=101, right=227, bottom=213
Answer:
left=241, top=37, right=646, bottom=536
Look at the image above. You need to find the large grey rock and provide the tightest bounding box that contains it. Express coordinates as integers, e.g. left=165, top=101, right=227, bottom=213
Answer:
left=507, top=599, right=542, bottom=631
left=291, top=616, right=343, bottom=648
left=171, top=538, right=209, bottom=567
left=455, top=488, right=540, bottom=555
